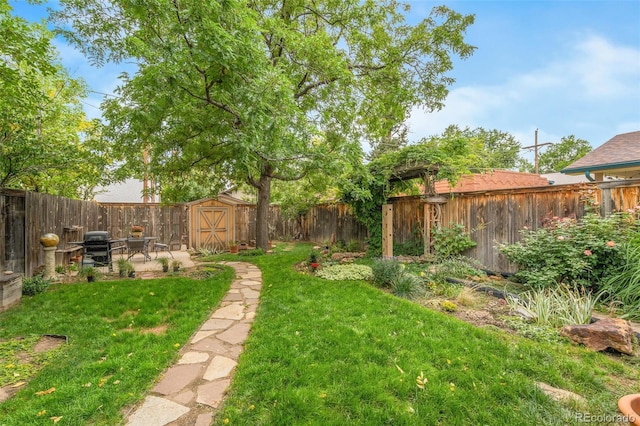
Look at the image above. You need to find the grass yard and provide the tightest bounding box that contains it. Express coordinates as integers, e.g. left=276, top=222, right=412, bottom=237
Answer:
left=1, top=243, right=638, bottom=425
left=214, top=244, right=639, bottom=425
left=0, top=267, right=234, bottom=425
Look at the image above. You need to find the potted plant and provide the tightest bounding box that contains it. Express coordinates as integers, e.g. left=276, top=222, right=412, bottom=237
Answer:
left=157, top=257, right=169, bottom=272
left=171, top=259, right=182, bottom=272
left=229, top=241, right=239, bottom=254
left=80, top=266, right=99, bottom=283
left=117, top=258, right=134, bottom=278
left=130, top=225, right=144, bottom=237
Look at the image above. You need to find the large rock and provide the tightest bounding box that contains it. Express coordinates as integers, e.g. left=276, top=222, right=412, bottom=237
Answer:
left=560, top=318, right=635, bottom=355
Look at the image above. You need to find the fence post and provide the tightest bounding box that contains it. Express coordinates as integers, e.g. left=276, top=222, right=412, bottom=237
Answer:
left=382, top=204, right=393, bottom=259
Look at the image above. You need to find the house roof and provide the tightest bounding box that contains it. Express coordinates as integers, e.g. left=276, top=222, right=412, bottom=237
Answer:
left=562, top=130, right=640, bottom=178
left=434, top=170, right=549, bottom=193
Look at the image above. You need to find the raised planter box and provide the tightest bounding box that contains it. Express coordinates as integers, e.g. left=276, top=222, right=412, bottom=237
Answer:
left=0, top=272, right=22, bottom=312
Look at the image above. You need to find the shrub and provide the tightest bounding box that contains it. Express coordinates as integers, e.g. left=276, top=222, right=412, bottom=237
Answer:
left=238, top=248, right=265, bottom=256
left=22, top=275, right=52, bottom=296
left=422, top=256, right=485, bottom=285
left=315, top=264, right=373, bottom=281
left=371, top=259, right=404, bottom=288
left=431, top=223, right=476, bottom=258
left=390, top=273, right=423, bottom=300
left=500, top=212, right=633, bottom=289
left=346, top=239, right=362, bottom=252
left=440, top=300, right=458, bottom=312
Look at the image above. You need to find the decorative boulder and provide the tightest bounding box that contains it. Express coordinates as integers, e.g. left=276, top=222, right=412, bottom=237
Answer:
left=560, top=318, right=635, bottom=355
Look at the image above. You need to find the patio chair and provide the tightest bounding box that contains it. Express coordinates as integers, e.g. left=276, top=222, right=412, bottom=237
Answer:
left=126, top=238, right=150, bottom=263
left=154, top=233, right=178, bottom=259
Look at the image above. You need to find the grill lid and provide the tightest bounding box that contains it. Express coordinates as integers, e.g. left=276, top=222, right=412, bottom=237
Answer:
left=84, top=231, right=110, bottom=242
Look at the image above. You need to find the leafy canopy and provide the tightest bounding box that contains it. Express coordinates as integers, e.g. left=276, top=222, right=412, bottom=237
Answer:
left=54, top=0, right=475, bottom=247
left=0, top=1, right=113, bottom=198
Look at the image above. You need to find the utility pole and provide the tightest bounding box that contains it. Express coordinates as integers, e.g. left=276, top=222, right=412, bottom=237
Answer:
left=522, top=129, right=554, bottom=174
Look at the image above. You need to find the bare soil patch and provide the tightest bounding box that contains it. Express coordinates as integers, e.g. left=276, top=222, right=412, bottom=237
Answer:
left=0, top=335, right=67, bottom=403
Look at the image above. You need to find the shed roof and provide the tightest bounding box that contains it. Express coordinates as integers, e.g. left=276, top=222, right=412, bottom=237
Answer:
left=562, top=130, right=640, bottom=178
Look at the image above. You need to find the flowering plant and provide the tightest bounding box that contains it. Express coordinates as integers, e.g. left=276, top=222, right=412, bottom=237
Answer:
left=499, top=212, right=635, bottom=289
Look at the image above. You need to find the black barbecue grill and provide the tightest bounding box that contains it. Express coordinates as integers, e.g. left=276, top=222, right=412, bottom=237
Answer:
left=78, top=231, right=121, bottom=271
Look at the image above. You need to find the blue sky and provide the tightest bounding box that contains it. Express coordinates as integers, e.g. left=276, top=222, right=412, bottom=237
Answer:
left=10, top=0, right=640, bottom=158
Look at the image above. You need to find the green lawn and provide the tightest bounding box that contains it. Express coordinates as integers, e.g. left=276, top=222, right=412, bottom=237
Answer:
left=0, top=245, right=637, bottom=425
left=215, top=244, right=639, bottom=425
left=0, top=268, right=234, bottom=425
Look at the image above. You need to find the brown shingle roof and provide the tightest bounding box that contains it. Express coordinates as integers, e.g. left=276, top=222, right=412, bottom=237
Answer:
left=562, top=130, right=640, bottom=176
left=434, top=170, right=549, bottom=193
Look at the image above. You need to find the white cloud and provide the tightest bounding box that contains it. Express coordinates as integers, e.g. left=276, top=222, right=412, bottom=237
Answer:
left=407, top=34, right=640, bottom=146
left=570, top=35, right=640, bottom=98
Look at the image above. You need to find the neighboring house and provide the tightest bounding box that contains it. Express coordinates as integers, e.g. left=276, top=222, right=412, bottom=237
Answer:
left=93, top=178, right=151, bottom=203
left=434, top=170, right=549, bottom=193
left=541, top=172, right=590, bottom=185
left=562, top=130, right=640, bottom=181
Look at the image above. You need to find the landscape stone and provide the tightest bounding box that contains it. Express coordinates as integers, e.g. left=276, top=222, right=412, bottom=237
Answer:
left=153, top=364, right=204, bottom=395
left=535, top=382, right=587, bottom=406
left=216, top=323, right=251, bottom=345
left=200, top=318, right=234, bottom=331
left=560, top=318, right=635, bottom=355
left=126, top=396, right=189, bottom=426
left=211, top=303, right=245, bottom=320
left=178, top=351, right=210, bottom=365
left=203, top=356, right=237, bottom=381
left=196, top=379, right=231, bottom=408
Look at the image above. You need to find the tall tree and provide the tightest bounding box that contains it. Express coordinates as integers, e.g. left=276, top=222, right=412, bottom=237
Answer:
left=55, top=0, right=475, bottom=249
left=440, top=125, right=521, bottom=170
left=537, top=135, right=592, bottom=173
left=0, top=1, right=112, bottom=198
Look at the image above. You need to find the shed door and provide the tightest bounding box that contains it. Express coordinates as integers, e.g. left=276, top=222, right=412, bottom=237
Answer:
left=196, top=207, right=229, bottom=250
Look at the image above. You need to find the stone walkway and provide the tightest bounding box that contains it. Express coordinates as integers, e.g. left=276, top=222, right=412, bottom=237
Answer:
left=125, top=261, right=262, bottom=426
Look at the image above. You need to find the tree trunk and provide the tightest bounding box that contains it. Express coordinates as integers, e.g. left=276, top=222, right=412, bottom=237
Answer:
left=255, top=172, right=272, bottom=251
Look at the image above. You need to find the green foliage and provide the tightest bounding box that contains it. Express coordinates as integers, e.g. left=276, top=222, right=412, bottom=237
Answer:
left=538, top=135, right=592, bottom=173
left=0, top=268, right=233, bottom=424
left=238, top=248, right=266, bottom=257
left=79, top=266, right=100, bottom=279
left=598, top=234, right=640, bottom=320
left=506, top=285, right=598, bottom=327
left=440, top=300, right=458, bottom=312
left=341, top=134, right=479, bottom=256
left=315, top=264, right=373, bottom=281
left=390, top=273, right=423, bottom=299
left=371, top=259, right=404, bottom=288
left=21, top=275, right=52, bottom=296
left=441, top=125, right=522, bottom=170
left=422, top=256, right=486, bottom=285
left=0, top=3, right=114, bottom=198
left=502, top=317, right=564, bottom=344
left=345, top=239, right=362, bottom=253
left=500, top=212, right=634, bottom=289
left=431, top=223, right=476, bottom=258
left=55, top=0, right=475, bottom=250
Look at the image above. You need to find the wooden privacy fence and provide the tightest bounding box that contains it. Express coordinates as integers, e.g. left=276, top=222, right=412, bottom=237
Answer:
left=4, top=179, right=640, bottom=277
left=390, top=180, right=640, bottom=272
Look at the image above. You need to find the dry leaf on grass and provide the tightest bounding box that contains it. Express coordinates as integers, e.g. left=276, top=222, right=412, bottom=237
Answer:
left=35, top=387, right=55, bottom=396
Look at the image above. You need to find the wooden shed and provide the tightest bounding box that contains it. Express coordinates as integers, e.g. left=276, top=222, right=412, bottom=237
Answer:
left=187, top=194, right=250, bottom=250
